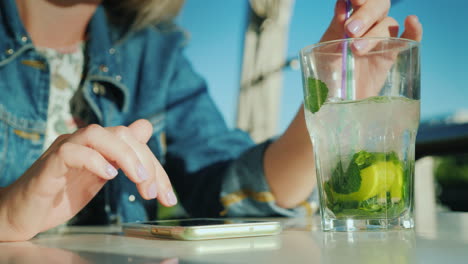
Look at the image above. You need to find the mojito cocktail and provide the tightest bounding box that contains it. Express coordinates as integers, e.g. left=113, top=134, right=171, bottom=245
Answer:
left=300, top=38, right=420, bottom=231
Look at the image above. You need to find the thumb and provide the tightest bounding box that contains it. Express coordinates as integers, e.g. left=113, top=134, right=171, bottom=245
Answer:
left=128, top=119, right=153, bottom=144
left=400, top=15, right=423, bottom=42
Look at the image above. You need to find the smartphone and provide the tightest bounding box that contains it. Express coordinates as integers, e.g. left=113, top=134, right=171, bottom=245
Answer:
left=122, top=218, right=282, bottom=241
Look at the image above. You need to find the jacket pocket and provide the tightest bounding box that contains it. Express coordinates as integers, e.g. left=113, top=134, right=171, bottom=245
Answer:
left=0, top=106, right=45, bottom=187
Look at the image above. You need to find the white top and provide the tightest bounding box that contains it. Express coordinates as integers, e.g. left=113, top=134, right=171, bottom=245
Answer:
left=37, top=44, right=86, bottom=151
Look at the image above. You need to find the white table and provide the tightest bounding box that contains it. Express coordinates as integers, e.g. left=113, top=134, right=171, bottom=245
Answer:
left=1, top=212, right=468, bottom=263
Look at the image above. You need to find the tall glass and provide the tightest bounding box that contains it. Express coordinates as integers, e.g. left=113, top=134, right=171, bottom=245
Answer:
left=300, top=38, right=420, bottom=231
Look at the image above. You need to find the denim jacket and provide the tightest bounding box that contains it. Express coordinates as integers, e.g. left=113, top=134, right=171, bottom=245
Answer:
left=0, top=0, right=313, bottom=223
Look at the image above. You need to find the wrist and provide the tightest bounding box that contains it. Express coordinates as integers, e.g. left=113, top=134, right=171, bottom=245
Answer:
left=0, top=186, right=37, bottom=241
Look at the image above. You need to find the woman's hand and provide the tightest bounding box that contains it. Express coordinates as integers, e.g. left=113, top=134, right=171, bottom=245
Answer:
left=320, top=0, right=423, bottom=42
left=0, top=119, right=176, bottom=241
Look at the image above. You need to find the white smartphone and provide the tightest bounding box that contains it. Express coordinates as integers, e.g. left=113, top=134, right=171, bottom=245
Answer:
left=122, top=218, right=282, bottom=241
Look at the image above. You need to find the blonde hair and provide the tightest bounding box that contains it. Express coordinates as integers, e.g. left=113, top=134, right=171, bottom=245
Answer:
left=104, top=0, right=185, bottom=31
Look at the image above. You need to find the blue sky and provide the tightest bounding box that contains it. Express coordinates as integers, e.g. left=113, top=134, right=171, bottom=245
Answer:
left=178, top=0, right=468, bottom=134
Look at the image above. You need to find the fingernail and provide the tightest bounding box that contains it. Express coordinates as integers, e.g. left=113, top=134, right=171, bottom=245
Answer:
left=147, top=183, right=158, bottom=199
left=347, top=19, right=364, bottom=35
left=106, top=164, right=118, bottom=178
left=353, top=39, right=368, bottom=51
left=165, top=258, right=179, bottom=264
left=166, top=191, right=178, bottom=206
left=137, top=163, right=149, bottom=181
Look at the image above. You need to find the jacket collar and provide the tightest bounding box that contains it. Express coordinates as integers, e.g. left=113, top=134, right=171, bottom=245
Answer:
left=86, top=6, right=130, bottom=112
left=1, top=0, right=29, bottom=41
left=0, top=0, right=129, bottom=112
left=86, top=6, right=123, bottom=73
left=0, top=0, right=34, bottom=62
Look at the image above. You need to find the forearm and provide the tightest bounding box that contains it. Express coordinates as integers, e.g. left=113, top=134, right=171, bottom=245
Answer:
left=0, top=186, right=23, bottom=241
left=0, top=182, right=41, bottom=242
left=264, top=106, right=316, bottom=208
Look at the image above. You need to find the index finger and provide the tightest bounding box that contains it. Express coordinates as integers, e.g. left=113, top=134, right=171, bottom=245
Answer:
left=345, top=0, right=390, bottom=37
left=106, top=126, right=177, bottom=207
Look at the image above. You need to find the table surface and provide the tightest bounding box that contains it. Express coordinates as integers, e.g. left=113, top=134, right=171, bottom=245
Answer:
left=2, top=212, right=468, bottom=264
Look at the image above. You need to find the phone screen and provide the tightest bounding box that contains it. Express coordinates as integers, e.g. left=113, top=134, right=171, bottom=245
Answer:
left=139, top=219, right=265, bottom=227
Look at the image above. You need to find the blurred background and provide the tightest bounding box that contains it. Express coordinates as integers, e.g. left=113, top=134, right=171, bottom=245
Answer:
left=170, top=0, right=468, bottom=215
left=178, top=0, right=468, bottom=133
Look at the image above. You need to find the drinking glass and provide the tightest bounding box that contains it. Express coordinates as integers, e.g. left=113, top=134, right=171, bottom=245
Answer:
left=300, top=38, right=420, bottom=231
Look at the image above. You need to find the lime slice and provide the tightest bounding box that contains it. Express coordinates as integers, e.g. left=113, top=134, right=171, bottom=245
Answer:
left=334, top=161, right=399, bottom=202
left=390, top=164, right=404, bottom=200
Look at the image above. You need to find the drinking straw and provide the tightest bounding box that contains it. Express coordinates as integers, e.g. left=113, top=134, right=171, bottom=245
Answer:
left=341, top=0, right=353, bottom=100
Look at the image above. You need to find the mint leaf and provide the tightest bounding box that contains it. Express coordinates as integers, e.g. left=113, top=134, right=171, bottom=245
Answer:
left=305, top=77, right=328, bottom=113
left=369, top=96, right=392, bottom=103
left=354, top=150, right=373, bottom=167
left=354, top=150, right=400, bottom=168
left=331, top=159, right=361, bottom=194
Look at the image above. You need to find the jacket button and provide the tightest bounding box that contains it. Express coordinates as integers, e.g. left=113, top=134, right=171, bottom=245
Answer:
left=109, top=48, right=116, bottom=55
left=100, top=65, right=109, bottom=73
left=115, top=75, right=122, bottom=81
left=93, top=85, right=100, bottom=94
left=21, top=36, right=28, bottom=42
left=128, top=195, right=136, bottom=202
left=6, top=49, right=14, bottom=55
left=92, top=84, right=106, bottom=95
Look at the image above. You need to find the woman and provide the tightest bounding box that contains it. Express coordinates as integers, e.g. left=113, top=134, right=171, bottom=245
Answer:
left=0, top=0, right=422, bottom=241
